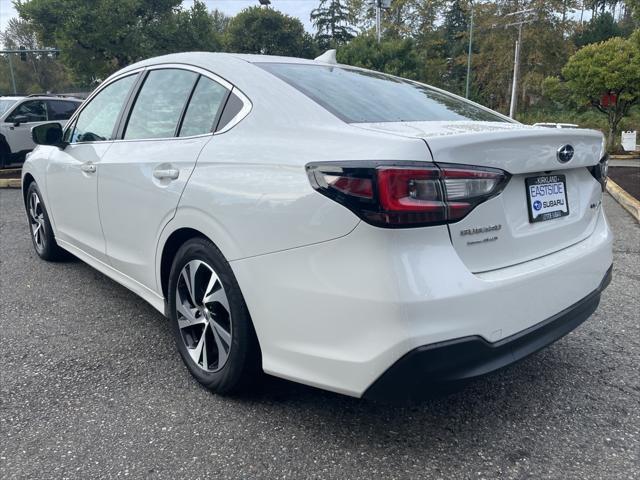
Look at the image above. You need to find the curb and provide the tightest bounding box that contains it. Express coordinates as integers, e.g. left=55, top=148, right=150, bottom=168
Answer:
left=606, top=179, right=640, bottom=223
left=0, top=178, right=21, bottom=189
left=610, top=154, right=640, bottom=161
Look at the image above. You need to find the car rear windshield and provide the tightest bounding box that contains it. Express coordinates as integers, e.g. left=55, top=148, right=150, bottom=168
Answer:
left=257, top=63, right=508, bottom=124
left=0, top=99, right=18, bottom=116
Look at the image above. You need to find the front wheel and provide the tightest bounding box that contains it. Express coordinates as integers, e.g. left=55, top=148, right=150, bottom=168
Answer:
left=168, top=237, right=261, bottom=394
left=25, top=182, right=67, bottom=261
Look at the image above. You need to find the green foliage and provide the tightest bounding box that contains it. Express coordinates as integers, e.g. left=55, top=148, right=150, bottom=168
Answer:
left=16, top=0, right=182, bottom=82
left=541, top=76, right=573, bottom=106
left=563, top=36, right=640, bottom=106
left=337, top=34, right=419, bottom=79
left=517, top=105, right=640, bottom=136
left=441, top=0, right=471, bottom=95
left=562, top=35, right=640, bottom=149
left=224, top=6, right=317, bottom=58
left=0, top=18, right=76, bottom=95
left=573, top=12, right=622, bottom=47
left=147, top=2, right=222, bottom=55
left=311, top=0, right=356, bottom=49
left=630, top=0, right=640, bottom=23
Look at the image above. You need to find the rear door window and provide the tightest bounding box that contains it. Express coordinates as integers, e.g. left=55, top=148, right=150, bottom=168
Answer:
left=47, top=100, right=80, bottom=120
left=124, top=69, right=198, bottom=140
left=178, top=77, right=228, bottom=137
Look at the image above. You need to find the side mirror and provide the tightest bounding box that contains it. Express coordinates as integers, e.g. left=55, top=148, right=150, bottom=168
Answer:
left=12, top=115, right=29, bottom=126
left=32, top=122, right=65, bottom=148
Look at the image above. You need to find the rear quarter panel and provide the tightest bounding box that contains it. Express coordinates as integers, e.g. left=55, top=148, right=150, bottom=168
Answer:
left=172, top=121, right=430, bottom=262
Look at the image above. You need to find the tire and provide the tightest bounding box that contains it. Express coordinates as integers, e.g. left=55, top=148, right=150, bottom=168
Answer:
left=25, top=182, right=67, bottom=261
left=168, top=237, right=261, bottom=394
left=0, top=140, right=9, bottom=169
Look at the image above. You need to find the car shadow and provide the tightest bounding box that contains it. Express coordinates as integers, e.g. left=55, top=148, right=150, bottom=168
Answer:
left=48, top=242, right=587, bottom=444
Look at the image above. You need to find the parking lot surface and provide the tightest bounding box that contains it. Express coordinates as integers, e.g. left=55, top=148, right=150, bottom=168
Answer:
left=1, top=188, right=639, bottom=480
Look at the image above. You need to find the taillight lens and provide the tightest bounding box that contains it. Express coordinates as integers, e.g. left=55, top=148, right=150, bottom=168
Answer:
left=589, top=155, right=609, bottom=192
left=307, top=162, right=510, bottom=228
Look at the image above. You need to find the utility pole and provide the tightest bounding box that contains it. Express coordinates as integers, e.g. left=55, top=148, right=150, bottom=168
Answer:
left=465, top=1, right=474, bottom=99
left=7, top=53, right=17, bottom=95
left=502, top=9, right=535, bottom=119
left=376, top=2, right=382, bottom=43
left=373, top=0, right=391, bottom=44
left=509, top=22, right=523, bottom=118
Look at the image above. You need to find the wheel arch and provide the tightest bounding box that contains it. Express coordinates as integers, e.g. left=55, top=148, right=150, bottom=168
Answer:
left=156, top=207, right=244, bottom=301
left=158, top=225, right=264, bottom=373
left=159, top=227, right=208, bottom=300
left=22, top=172, right=36, bottom=206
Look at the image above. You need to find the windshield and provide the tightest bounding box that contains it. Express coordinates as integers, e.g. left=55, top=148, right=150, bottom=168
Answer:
left=257, top=63, right=509, bottom=124
left=0, top=99, right=18, bottom=116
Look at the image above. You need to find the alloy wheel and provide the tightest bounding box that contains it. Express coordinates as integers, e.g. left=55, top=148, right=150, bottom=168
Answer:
left=176, top=260, right=232, bottom=372
left=28, top=191, right=46, bottom=252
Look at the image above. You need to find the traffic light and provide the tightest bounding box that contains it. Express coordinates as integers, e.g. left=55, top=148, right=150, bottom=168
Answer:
left=19, top=46, right=26, bottom=62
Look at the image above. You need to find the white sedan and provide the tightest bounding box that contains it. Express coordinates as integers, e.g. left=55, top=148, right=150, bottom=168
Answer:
left=22, top=52, right=612, bottom=400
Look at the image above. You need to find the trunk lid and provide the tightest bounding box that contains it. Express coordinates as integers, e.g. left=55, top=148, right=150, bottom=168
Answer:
left=354, top=121, right=606, bottom=272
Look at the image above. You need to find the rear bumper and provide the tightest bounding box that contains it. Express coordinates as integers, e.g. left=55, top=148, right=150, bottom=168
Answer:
left=231, top=206, right=613, bottom=398
left=364, top=265, right=612, bottom=401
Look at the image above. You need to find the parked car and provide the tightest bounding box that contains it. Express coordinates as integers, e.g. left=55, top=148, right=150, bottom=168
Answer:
left=0, top=95, right=82, bottom=168
left=22, top=52, right=612, bottom=400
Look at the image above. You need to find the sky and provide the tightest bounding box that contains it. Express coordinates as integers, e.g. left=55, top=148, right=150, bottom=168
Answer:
left=0, top=0, right=319, bottom=33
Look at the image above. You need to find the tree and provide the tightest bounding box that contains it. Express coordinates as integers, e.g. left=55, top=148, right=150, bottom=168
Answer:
left=311, top=0, right=356, bottom=49
left=441, top=0, right=471, bottom=95
left=573, top=12, right=622, bottom=47
left=147, top=1, right=222, bottom=54
left=0, top=18, right=74, bottom=94
left=225, top=6, right=317, bottom=58
left=210, top=9, right=231, bottom=35
left=337, top=34, right=420, bottom=79
left=562, top=33, right=640, bottom=150
left=16, top=0, right=182, bottom=82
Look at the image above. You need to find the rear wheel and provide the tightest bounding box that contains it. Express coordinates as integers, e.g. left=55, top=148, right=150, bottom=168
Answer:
left=26, top=182, right=67, bottom=261
left=168, top=237, right=261, bottom=394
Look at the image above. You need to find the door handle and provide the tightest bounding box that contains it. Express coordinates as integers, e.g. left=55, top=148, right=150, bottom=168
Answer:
left=153, top=168, right=179, bottom=180
left=81, top=163, right=96, bottom=173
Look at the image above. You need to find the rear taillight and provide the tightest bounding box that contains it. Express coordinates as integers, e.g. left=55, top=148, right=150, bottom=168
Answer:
left=589, top=155, right=609, bottom=192
left=307, top=162, right=510, bottom=228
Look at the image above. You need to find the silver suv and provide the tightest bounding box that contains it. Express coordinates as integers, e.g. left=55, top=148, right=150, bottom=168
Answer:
left=0, top=95, right=83, bottom=168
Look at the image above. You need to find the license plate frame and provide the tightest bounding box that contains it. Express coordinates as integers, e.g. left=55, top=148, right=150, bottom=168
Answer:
left=525, top=174, right=569, bottom=223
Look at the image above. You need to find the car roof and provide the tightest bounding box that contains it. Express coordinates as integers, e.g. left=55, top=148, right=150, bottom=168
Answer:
left=112, top=52, right=346, bottom=132
left=229, top=53, right=324, bottom=65
left=0, top=96, right=23, bottom=101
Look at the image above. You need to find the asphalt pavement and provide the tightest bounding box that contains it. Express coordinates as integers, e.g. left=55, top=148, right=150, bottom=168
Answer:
left=1, top=188, right=639, bottom=480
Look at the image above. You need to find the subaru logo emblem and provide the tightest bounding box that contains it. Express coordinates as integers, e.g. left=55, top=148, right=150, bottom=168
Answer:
left=557, top=144, right=574, bottom=163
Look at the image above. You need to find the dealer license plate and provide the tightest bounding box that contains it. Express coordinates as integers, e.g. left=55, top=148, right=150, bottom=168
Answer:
left=525, top=174, right=569, bottom=223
